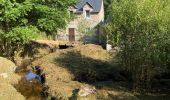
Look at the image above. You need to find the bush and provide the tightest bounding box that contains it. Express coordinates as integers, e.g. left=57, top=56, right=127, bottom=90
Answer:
left=105, top=0, right=170, bottom=91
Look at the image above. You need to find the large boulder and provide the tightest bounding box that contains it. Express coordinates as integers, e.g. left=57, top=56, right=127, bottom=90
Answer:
left=0, top=57, right=25, bottom=100
left=0, top=57, right=21, bottom=84
left=0, top=57, right=16, bottom=73
left=0, top=82, right=25, bottom=100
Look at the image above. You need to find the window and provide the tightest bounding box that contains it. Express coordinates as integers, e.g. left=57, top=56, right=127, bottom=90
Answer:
left=70, top=11, right=73, bottom=14
left=70, top=11, right=74, bottom=19
left=85, top=10, right=90, bottom=18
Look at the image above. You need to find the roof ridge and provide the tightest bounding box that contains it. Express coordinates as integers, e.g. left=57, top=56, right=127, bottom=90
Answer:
left=75, top=0, right=102, bottom=13
left=84, top=1, right=94, bottom=8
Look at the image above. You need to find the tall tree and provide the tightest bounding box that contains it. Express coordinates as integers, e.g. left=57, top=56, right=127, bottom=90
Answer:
left=104, top=0, right=170, bottom=91
left=0, top=0, right=77, bottom=59
left=104, top=0, right=112, bottom=19
left=29, top=0, right=77, bottom=37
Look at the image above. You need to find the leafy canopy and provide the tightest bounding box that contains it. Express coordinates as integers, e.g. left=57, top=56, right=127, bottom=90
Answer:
left=0, top=0, right=77, bottom=58
left=104, top=0, right=170, bottom=90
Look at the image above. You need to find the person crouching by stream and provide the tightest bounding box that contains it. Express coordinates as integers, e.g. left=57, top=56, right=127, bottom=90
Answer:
left=40, top=73, right=46, bottom=85
left=27, top=66, right=48, bottom=98
left=34, top=66, right=49, bottom=98
left=35, top=66, right=43, bottom=76
left=34, top=66, right=46, bottom=85
left=25, top=70, right=41, bottom=82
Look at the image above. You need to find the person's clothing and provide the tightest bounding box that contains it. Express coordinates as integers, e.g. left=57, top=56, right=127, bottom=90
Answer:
left=35, top=67, right=43, bottom=76
left=40, top=74, right=46, bottom=84
left=25, top=71, right=41, bottom=82
left=36, top=69, right=42, bottom=75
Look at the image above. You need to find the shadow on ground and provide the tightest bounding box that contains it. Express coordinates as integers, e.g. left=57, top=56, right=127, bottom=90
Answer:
left=53, top=50, right=170, bottom=100
left=136, top=94, right=170, bottom=100
left=53, top=51, right=130, bottom=85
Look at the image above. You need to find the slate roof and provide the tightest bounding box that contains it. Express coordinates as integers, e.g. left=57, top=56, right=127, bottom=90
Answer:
left=75, top=0, right=102, bottom=13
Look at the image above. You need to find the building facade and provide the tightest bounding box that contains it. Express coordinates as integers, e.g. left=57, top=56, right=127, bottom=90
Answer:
left=56, top=0, right=104, bottom=43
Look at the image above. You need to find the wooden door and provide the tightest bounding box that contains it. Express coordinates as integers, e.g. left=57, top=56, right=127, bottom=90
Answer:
left=69, top=28, right=75, bottom=42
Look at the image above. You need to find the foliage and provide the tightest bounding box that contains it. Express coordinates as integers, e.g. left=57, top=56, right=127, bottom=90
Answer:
left=31, top=0, right=77, bottom=36
left=78, top=19, right=95, bottom=35
left=77, top=19, right=96, bottom=43
left=0, top=0, right=36, bottom=59
left=105, top=0, right=170, bottom=91
left=0, top=26, right=39, bottom=58
left=103, top=0, right=112, bottom=19
left=0, top=0, right=77, bottom=59
left=103, top=23, right=121, bottom=45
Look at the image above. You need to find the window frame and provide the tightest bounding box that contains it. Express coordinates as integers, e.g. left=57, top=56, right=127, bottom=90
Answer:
left=85, top=10, right=90, bottom=19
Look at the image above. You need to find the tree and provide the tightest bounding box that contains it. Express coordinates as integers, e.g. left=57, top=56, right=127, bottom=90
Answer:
left=29, top=0, right=77, bottom=38
left=0, top=0, right=38, bottom=59
left=105, top=0, right=170, bottom=91
left=0, top=26, right=39, bottom=59
left=0, top=0, right=77, bottom=59
left=103, top=0, right=112, bottom=19
left=77, top=19, right=96, bottom=43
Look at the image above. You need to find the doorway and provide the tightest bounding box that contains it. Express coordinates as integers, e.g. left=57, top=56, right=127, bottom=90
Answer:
left=69, top=28, right=75, bottom=42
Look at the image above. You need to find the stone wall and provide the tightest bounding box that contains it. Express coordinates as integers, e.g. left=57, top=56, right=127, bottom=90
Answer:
left=56, top=0, right=104, bottom=43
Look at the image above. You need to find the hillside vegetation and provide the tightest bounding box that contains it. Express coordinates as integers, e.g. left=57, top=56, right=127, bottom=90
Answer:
left=30, top=44, right=137, bottom=100
left=104, top=0, right=170, bottom=91
left=1, top=43, right=169, bottom=100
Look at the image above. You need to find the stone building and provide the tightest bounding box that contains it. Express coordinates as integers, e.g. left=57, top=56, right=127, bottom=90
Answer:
left=56, top=0, right=104, bottom=43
